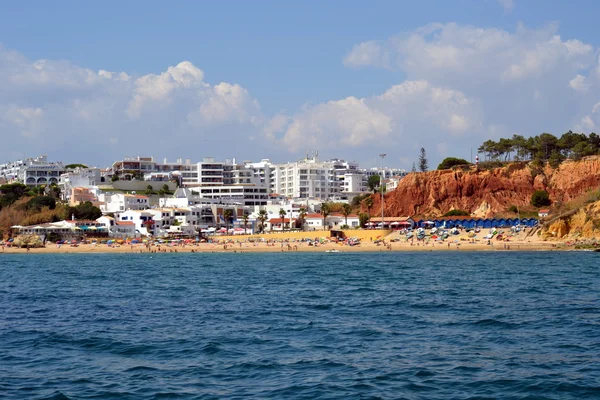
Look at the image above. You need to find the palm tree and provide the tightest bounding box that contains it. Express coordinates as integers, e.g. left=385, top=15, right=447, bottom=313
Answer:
left=342, top=203, right=352, bottom=227
left=298, top=207, right=307, bottom=231
left=241, top=213, right=249, bottom=233
left=279, top=208, right=287, bottom=232
left=320, top=202, right=331, bottom=231
left=258, top=210, right=268, bottom=233
left=364, top=196, right=374, bottom=218
left=223, top=209, right=234, bottom=231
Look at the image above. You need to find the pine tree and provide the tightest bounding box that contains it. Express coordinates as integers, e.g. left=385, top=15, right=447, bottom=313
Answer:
left=418, top=148, right=428, bottom=172
left=411, top=162, right=417, bottom=172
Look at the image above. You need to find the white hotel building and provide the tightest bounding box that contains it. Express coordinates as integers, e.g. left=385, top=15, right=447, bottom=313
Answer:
left=110, top=156, right=269, bottom=206
left=0, top=155, right=65, bottom=186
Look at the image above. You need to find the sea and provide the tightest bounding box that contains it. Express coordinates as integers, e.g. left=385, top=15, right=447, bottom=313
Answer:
left=0, top=252, right=599, bottom=399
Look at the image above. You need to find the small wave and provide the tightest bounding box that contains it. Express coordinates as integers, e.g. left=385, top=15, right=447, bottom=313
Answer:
left=124, top=365, right=161, bottom=373
left=38, top=391, right=72, bottom=400
left=302, top=303, right=332, bottom=310
left=200, top=342, right=222, bottom=355
left=473, top=318, right=520, bottom=328
left=414, top=370, right=436, bottom=377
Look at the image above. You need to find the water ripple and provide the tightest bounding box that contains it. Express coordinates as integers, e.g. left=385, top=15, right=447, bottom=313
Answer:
left=0, top=252, right=599, bottom=399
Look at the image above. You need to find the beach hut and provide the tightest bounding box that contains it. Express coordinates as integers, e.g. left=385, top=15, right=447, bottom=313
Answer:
left=482, top=219, right=493, bottom=228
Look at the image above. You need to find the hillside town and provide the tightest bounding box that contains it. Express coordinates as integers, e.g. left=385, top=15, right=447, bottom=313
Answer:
left=0, top=153, right=408, bottom=239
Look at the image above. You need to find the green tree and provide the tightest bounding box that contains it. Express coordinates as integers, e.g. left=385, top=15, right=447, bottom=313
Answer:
left=258, top=209, right=268, bottom=233
left=411, top=162, right=417, bottom=172
left=66, top=201, right=102, bottom=220
left=418, top=147, right=428, bottom=172
left=23, top=196, right=56, bottom=212
left=279, top=208, right=287, bottom=231
left=158, top=184, right=171, bottom=196
left=64, top=164, right=88, bottom=169
left=145, top=185, right=154, bottom=195
left=367, top=175, right=380, bottom=194
left=241, top=213, right=249, bottom=232
left=0, top=183, right=29, bottom=208
left=531, top=190, right=551, bottom=207
left=47, top=183, right=61, bottom=199
left=437, top=157, right=470, bottom=170
left=363, top=196, right=374, bottom=218
left=223, top=209, right=234, bottom=231
left=341, top=203, right=352, bottom=227
left=297, top=207, right=307, bottom=231
left=358, top=212, right=370, bottom=228
left=320, top=202, right=331, bottom=231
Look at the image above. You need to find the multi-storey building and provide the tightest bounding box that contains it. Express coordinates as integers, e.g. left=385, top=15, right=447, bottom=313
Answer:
left=0, top=155, right=65, bottom=186
left=271, top=155, right=361, bottom=200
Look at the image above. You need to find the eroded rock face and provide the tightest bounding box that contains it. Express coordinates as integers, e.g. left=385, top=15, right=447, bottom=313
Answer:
left=367, top=156, right=600, bottom=218
left=542, top=201, right=600, bottom=240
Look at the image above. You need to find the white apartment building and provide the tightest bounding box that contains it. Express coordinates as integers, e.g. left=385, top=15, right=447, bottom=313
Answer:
left=98, top=193, right=150, bottom=214
left=271, top=155, right=360, bottom=200
left=0, top=155, right=65, bottom=186
left=59, top=167, right=102, bottom=202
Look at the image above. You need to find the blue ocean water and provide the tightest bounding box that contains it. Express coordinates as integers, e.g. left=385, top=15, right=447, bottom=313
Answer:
left=0, top=252, right=599, bottom=399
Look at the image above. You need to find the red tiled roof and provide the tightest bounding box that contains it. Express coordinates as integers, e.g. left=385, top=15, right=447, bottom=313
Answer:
left=304, top=213, right=323, bottom=219
left=268, top=218, right=294, bottom=224
left=117, top=221, right=135, bottom=225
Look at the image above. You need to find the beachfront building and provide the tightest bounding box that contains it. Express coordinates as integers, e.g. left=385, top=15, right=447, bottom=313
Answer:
left=0, top=155, right=65, bottom=186
left=109, top=156, right=269, bottom=206
left=98, top=193, right=149, bottom=214
left=266, top=218, right=295, bottom=231
left=271, top=154, right=361, bottom=200
left=367, top=216, right=415, bottom=229
left=14, top=220, right=109, bottom=241
left=96, top=216, right=138, bottom=238
left=301, top=212, right=360, bottom=231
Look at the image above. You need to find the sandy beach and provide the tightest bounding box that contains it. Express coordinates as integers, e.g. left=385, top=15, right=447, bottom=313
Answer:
left=1, top=230, right=564, bottom=255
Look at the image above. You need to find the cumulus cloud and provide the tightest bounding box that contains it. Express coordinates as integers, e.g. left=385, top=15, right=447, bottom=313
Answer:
left=343, top=41, right=390, bottom=69
left=569, top=74, right=589, bottom=92
left=497, top=0, right=515, bottom=13
left=338, top=23, right=600, bottom=164
left=0, top=45, right=267, bottom=164
left=269, top=80, right=483, bottom=154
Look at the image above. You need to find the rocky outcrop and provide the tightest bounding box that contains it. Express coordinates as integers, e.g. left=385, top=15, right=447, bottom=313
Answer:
left=542, top=201, right=600, bottom=240
left=368, top=156, right=600, bottom=218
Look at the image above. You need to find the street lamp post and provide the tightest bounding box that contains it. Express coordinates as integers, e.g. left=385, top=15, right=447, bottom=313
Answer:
left=379, top=153, right=386, bottom=229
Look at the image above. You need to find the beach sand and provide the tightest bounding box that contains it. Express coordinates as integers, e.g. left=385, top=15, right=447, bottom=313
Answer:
left=1, top=230, right=563, bottom=254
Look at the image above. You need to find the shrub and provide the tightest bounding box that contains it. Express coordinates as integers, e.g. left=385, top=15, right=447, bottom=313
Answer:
left=443, top=209, right=470, bottom=217
left=508, top=205, right=518, bottom=213
left=531, top=190, right=551, bottom=207
left=23, top=196, right=56, bottom=212
left=437, top=157, right=470, bottom=170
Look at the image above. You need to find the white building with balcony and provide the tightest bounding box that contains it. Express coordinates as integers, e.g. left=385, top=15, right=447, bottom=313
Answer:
left=0, top=155, right=65, bottom=186
left=98, top=193, right=150, bottom=214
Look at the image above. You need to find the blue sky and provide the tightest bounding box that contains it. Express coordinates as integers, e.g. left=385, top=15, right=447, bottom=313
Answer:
left=1, top=0, right=600, bottom=169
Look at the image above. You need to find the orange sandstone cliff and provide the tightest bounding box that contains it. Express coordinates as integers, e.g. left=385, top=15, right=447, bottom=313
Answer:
left=369, top=156, right=600, bottom=218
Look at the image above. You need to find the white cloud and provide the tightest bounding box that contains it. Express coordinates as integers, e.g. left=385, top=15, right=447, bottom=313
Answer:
left=0, top=46, right=267, bottom=164
left=569, top=74, right=589, bottom=92
left=340, top=23, right=600, bottom=163
left=343, top=41, right=390, bottom=69
left=269, top=80, right=482, bottom=153
left=497, top=0, right=515, bottom=13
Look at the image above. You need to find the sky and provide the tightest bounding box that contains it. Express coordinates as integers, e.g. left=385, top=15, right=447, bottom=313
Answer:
left=1, top=0, right=600, bottom=170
